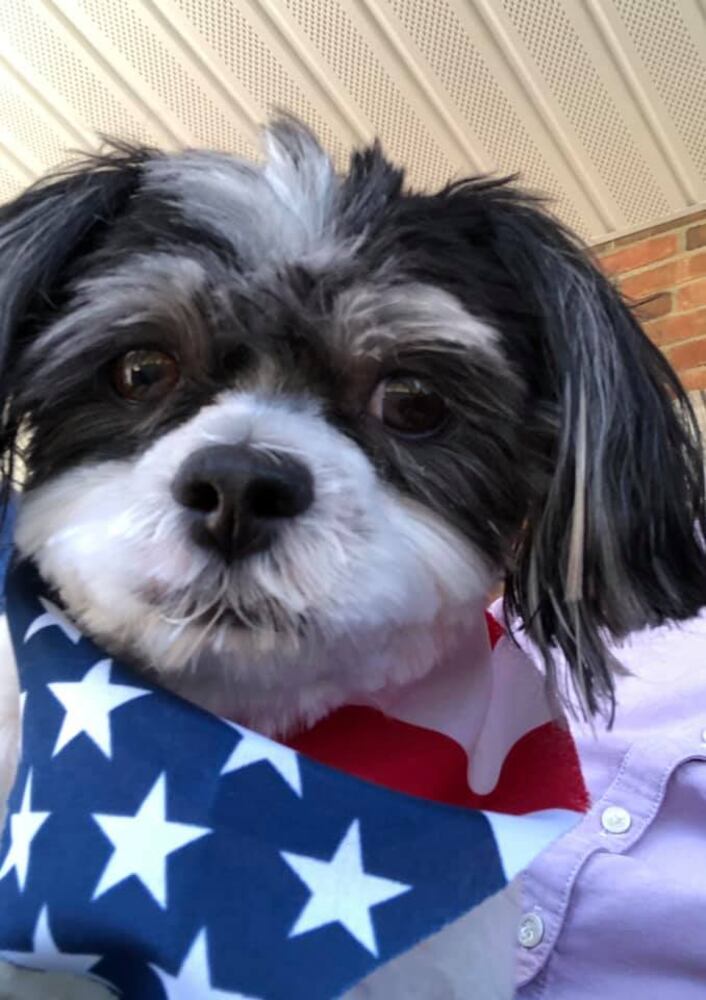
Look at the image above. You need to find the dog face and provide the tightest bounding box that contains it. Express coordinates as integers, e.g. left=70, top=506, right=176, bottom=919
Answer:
left=0, top=122, right=704, bottom=731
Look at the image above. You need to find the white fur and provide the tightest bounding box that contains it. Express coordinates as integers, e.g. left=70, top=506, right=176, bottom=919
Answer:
left=34, top=254, right=208, bottom=362
left=335, top=282, right=501, bottom=359
left=144, top=124, right=357, bottom=274
left=15, top=390, right=490, bottom=736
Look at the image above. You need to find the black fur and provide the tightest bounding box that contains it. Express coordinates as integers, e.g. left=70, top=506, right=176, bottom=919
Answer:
left=0, top=128, right=703, bottom=718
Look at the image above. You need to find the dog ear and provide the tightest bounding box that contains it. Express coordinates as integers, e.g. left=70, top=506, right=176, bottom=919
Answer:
left=0, top=145, right=151, bottom=497
left=491, top=196, right=706, bottom=718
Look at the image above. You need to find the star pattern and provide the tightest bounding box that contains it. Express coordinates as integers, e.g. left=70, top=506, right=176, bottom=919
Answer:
left=281, top=819, right=411, bottom=955
left=0, top=559, right=579, bottom=997
left=0, top=771, right=50, bottom=891
left=92, top=773, right=211, bottom=908
left=24, top=598, right=81, bottom=645
left=48, top=659, right=151, bottom=758
left=150, top=929, right=260, bottom=999
left=221, top=723, right=302, bottom=796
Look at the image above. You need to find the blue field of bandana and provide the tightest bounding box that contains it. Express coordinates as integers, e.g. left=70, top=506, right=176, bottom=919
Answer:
left=0, top=558, right=520, bottom=998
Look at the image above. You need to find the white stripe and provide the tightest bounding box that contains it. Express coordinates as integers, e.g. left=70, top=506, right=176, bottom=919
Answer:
left=483, top=808, right=581, bottom=880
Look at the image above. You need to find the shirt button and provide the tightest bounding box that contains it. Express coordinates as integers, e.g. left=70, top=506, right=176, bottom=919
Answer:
left=518, top=912, right=544, bottom=949
left=601, top=805, right=632, bottom=834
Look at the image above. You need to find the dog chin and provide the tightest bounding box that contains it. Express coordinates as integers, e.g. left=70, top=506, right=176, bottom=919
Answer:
left=15, top=460, right=491, bottom=736
left=120, top=603, right=481, bottom=738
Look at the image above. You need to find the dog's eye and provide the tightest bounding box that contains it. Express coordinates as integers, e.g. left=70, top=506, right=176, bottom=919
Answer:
left=111, top=350, right=180, bottom=402
left=370, top=376, right=448, bottom=437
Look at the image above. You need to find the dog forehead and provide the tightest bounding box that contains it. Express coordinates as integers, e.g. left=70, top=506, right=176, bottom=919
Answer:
left=142, top=130, right=345, bottom=273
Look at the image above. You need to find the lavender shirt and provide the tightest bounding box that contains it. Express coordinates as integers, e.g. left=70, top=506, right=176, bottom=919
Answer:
left=515, top=610, right=706, bottom=998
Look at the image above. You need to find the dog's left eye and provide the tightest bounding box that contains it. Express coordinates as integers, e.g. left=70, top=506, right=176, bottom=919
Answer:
left=369, top=375, right=448, bottom=437
left=111, top=350, right=180, bottom=402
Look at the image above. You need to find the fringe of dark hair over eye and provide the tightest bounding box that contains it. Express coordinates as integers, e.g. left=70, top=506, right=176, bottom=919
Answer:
left=485, top=189, right=706, bottom=721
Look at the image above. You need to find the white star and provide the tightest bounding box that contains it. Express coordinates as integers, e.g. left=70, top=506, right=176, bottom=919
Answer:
left=48, top=659, right=151, bottom=758
left=150, top=928, right=259, bottom=999
left=281, top=819, right=411, bottom=956
left=0, top=905, right=112, bottom=988
left=92, top=773, right=211, bottom=909
left=0, top=771, right=50, bottom=891
left=24, top=598, right=81, bottom=644
left=221, top=723, right=302, bottom=796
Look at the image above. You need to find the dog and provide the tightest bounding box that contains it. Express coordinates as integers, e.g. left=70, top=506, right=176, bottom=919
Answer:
left=0, top=119, right=704, bottom=997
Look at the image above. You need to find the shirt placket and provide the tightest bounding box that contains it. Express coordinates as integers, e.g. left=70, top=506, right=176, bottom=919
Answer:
left=516, top=725, right=706, bottom=996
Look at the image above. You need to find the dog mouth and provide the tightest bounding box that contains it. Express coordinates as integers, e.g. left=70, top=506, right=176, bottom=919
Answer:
left=195, top=604, right=269, bottom=631
left=187, top=603, right=310, bottom=641
left=139, top=579, right=306, bottom=635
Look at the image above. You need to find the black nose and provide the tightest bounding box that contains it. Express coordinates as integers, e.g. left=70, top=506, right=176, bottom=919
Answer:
left=172, top=445, right=314, bottom=560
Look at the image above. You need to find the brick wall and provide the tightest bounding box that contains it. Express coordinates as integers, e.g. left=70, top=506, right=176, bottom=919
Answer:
left=593, top=209, right=706, bottom=391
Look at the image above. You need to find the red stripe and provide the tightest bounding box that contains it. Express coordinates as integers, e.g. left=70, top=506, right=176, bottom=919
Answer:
left=484, top=610, right=505, bottom=649
left=286, top=706, right=588, bottom=815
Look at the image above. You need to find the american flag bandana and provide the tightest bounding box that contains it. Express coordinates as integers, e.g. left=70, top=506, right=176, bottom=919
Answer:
left=0, top=558, right=588, bottom=998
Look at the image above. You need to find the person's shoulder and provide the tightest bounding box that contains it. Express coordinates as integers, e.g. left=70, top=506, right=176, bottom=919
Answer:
left=611, top=610, right=706, bottom=670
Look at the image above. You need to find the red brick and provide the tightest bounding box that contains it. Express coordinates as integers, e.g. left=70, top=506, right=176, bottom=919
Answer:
left=680, top=367, right=706, bottom=392
left=677, top=278, right=706, bottom=311
left=598, top=234, right=677, bottom=276
left=686, top=250, right=706, bottom=279
left=686, top=224, right=706, bottom=251
left=643, top=308, right=706, bottom=346
left=621, top=259, right=682, bottom=299
left=666, top=336, right=706, bottom=371
left=633, top=292, right=672, bottom=321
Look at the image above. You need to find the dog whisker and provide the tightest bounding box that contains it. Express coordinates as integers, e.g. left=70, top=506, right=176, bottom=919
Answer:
left=4, top=115, right=702, bottom=736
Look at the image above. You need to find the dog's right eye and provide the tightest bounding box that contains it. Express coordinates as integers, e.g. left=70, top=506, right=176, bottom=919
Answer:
left=111, top=350, right=180, bottom=402
left=369, top=375, right=448, bottom=437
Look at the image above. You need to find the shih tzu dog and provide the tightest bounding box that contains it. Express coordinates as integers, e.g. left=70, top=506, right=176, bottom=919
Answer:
left=0, top=119, right=705, bottom=744
left=0, top=118, right=704, bottom=857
